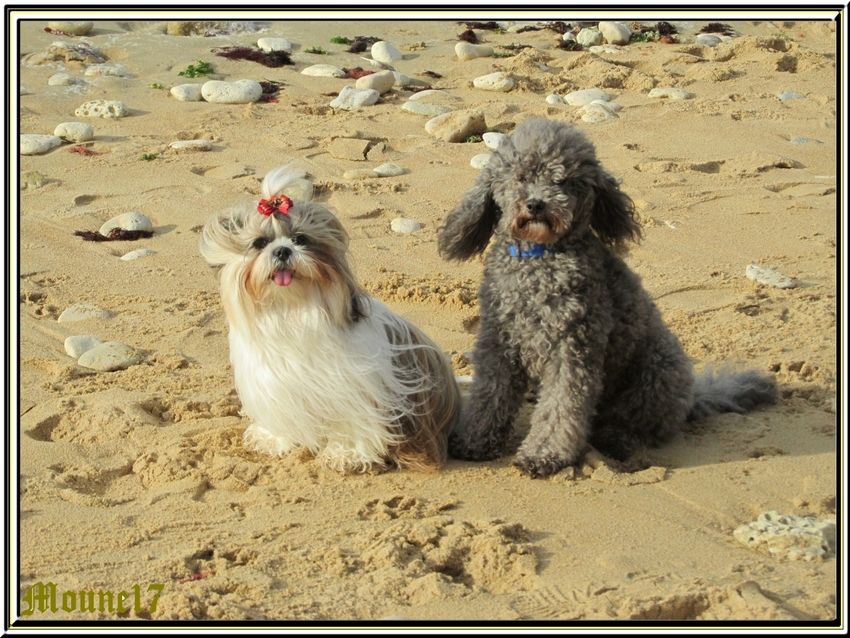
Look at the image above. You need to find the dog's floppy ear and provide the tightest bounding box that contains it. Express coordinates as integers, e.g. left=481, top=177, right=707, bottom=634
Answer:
left=437, top=169, right=502, bottom=261
left=199, top=210, right=247, bottom=267
left=588, top=169, right=642, bottom=252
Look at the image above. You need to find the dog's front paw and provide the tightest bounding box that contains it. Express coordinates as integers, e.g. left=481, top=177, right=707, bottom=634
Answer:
left=448, top=433, right=503, bottom=462
left=512, top=454, right=569, bottom=478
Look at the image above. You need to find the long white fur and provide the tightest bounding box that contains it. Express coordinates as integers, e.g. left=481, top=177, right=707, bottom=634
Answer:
left=207, top=165, right=443, bottom=471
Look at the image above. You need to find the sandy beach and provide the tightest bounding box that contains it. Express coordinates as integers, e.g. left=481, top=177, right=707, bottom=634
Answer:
left=12, top=13, right=841, bottom=625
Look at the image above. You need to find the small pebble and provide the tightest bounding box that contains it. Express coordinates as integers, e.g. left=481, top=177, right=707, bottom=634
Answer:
left=54, top=122, right=93, bottom=143
left=470, top=153, right=491, bottom=169
left=696, top=34, right=723, bottom=46
left=746, top=264, right=798, bottom=289
left=121, top=248, right=157, bottom=261
left=57, top=303, right=110, bottom=323
left=355, top=70, right=395, bottom=94
left=778, top=91, right=805, bottom=101
left=472, top=72, right=514, bottom=92
left=562, top=33, right=577, bottom=43
left=170, top=139, right=212, bottom=152
left=455, top=41, right=493, bottom=61
left=402, top=101, right=452, bottom=117
left=77, top=341, right=142, bottom=372
left=391, top=218, right=421, bottom=233
left=47, top=21, right=93, bottom=35
left=99, top=211, right=154, bottom=236
left=371, top=41, right=403, bottom=65
left=598, top=21, right=632, bottom=45
left=170, top=83, right=204, bottom=101
left=20, top=134, right=61, bottom=156
left=482, top=132, right=507, bottom=150
left=48, top=72, right=82, bottom=86
left=564, top=89, right=611, bottom=106
left=576, top=28, right=603, bottom=47
left=301, top=64, right=346, bottom=78
left=202, top=79, right=262, bottom=104
left=545, top=94, right=564, bottom=105
left=257, top=37, right=292, bottom=52
left=425, top=109, right=487, bottom=143
left=64, top=335, right=103, bottom=358
left=329, top=86, right=380, bottom=110
left=373, top=163, right=404, bottom=177
left=789, top=137, right=823, bottom=145
left=85, top=64, right=131, bottom=78
left=344, top=169, right=379, bottom=180
left=75, top=100, right=129, bottom=119
left=648, top=88, right=694, bottom=100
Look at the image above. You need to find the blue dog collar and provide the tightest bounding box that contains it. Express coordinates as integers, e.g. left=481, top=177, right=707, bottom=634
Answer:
left=509, top=244, right=552, bottom=258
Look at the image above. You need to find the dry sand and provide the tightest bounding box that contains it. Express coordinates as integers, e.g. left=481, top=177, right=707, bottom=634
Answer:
left=12, top=15, right=841, bottom=624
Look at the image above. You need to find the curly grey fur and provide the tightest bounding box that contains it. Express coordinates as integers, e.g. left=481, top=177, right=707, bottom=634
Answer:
left=438, top=118, right=777, bottom=478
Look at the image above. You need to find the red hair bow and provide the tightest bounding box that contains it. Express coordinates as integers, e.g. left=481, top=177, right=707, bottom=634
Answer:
left=257, top=195, right=293, bottom=216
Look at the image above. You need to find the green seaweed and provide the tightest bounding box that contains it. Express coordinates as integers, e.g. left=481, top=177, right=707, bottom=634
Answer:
left=177, top=60, right=214, bottom=78
left=330, top=36, right=352, bottom=44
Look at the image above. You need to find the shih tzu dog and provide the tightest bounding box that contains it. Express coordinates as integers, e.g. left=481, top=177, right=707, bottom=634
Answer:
left=200, top=165, right=460, bottom=472
left=438, top=118, right=777, bottom=478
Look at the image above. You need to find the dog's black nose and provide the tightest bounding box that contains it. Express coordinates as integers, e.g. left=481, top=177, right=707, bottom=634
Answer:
left=527, top=199, right=546, bottom=215
left=273, top=246, right=292, bottom=262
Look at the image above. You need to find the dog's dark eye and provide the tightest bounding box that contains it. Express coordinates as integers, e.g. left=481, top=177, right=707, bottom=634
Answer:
left=252, top=237, right=269, bottom=250
left=291, top=235, right=308, bottom=246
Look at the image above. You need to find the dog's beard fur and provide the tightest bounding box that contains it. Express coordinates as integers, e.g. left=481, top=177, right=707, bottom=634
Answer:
left=499, top=163, right=573, bottom=246
left=200, top=166, right=459, bottom=472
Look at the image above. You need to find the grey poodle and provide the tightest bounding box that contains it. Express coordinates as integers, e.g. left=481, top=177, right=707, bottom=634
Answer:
left=438, top=118, right=777, bottom=478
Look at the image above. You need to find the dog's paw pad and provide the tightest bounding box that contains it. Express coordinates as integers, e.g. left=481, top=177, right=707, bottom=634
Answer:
left=512, top=456, right=566, bottom=478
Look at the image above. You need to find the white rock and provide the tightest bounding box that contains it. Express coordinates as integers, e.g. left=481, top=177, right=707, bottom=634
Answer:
left=589, top=99, right=621, bottom=111
left=562, top=32, right=577, bottom=43
left=344, top=169, right=379, bottom=180
left=402, top=101, right=452, bottom=117
left=564, top=88, right=611, bottom=106
left=48, top=72, right=81, bottom=86
left=85, top=64, right=131, bottom=78
left=455, top=41, right=493, bottom=61
left=360, top=57, right=391, bottom=71
left=482, top=132, right=507, bottom=150
left=77, top=341, right=142, bottom=372
left=301, top=64, right=346, bottom=78
left=581, top=103, right=619, bottom=123
left=506, top=23, right=538, bottom=33
left=121, top=248, right=157, bottom=261
left=545, top=93, right=564, bottom=105
left=58, top=303, right=110, bottom=323
left=391, top=218, right=421, bottom=233
left=696, top=34, right=723, bottom=46
left=75, top=100, right=129, bottom=119
left=470, top=153, right=491, bottom=169
left=281, top=178, right=314, bottom=201
left=598, top=21, right=632, bottom=45
left=746, top=264, right=798, bottom=289
left=257, top=37, right=292, bottom=52
left=169, top=139, right=212, bottom=152
left=99, top=212, right=154, bottom=236
left=407, top=89, right=457, bottom=102
left=473, top=72, right=514, bottom=92
left=64, top=335, right=103, bottom=358
left=576, top=28, right=603, bottom=47
left=20, top=86, right=32, bottom=95
left=373, top=163, right=404, bottom=177
left=170, top=83, right=204, bottom=101
left=425, top=109, right=487, bottom=143
left=391, top=71, right=413, bottom=86
left=54, top=122, right=93, bottom=143
left=355, top=70, right=395, bottom=94
left=589, top=45, right=627, bottom=55
left=20, top=134, right=61, bottom=155
left=371, top=41, right=402, bottom=65
left=47, top=21, right=93, bottom=35
left=734, top=511, right=836, bottom=562
left=202, top=79, right=263, bottom=104
left=648, top=88, right=694, bottom=100
left=329, top=85, right=380, bottom=110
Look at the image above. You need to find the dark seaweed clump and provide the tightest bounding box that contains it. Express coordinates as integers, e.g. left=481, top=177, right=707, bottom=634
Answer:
left=700, top=23, right=734, bottom=36
left=212, top=46, right=293, bottom=67
left=257, top=80, right=284, bottom=102
left=342, top=67, right=374, bottom=80
left=543, top=21, right=572, bottom=34
left=418, top=70, right=442, bottom=79
left=461, top=21, right=499, bottom=30
left=75, top=229, right=154, bottom=242
left=458, top=29, right=478, bottom=43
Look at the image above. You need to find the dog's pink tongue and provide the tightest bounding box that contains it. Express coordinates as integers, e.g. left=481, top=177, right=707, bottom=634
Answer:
left=273, top=269, right=293, bottom=287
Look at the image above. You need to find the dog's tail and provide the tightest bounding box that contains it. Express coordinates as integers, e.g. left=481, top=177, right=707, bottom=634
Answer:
left=262, top=164, right=307, bottom=200
left=688, top=366, right=778, bottom=421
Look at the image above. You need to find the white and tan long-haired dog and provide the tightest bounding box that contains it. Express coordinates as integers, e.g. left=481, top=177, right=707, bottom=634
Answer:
left=200, top=165, right=460, bottom=472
